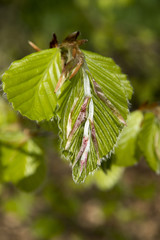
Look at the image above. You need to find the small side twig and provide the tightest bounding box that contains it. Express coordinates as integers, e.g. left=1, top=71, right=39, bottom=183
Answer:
left=28, top=40, right=41, bottom=52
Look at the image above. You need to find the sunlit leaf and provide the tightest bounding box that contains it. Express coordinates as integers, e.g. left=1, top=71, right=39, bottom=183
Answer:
left=2, top=48, right=61, bottom=121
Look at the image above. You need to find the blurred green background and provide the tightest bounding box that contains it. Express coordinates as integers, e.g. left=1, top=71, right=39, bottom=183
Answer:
left=0, top=0, right=160, bottom=239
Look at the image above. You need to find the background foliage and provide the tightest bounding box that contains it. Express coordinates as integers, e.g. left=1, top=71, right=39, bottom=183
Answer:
left=0, top=0, right=160, bottom=239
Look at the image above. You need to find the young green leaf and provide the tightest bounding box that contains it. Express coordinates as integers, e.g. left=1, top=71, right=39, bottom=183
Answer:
left=138, top=112, right=160, bottom=173
left=57, top=50, right=131, bottom=183
left=2, top=48, right=61, bottom=121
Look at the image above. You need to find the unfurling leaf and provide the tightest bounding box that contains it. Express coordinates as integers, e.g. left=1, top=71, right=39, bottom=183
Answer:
left=56, top=48, right=132, bottom=183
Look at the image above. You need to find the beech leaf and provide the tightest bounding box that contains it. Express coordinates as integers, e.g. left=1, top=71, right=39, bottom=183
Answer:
left=2, top=48, right=61, bottom=121
left=57, top=50, right=132, bottom=183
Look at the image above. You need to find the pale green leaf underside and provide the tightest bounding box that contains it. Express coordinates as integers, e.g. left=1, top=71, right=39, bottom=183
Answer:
left=113, top=111, right=143, bottom=166
left=138, top=113, right=160, bottom=173
left=57, top=50, right=131, bottom=183
left=2, top=48, right=61, bottom=121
